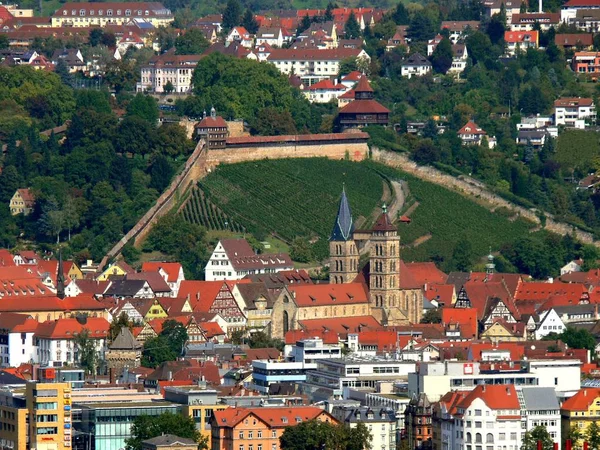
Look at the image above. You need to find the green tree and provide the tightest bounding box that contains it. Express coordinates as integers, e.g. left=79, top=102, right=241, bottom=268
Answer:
left=75, top=328, right=98, bottom=375
left=116, top=116, right=156, bottom=156
left=251, top=108, right=297, bottom=136
left=521, top=425, right=554, bottom=450
left=76, top=90, right=112, bottom=114
left=452, top=237, right=473, bottom=272
left=163, top=81, right=175, bottom=94
left=248, top=331, right=284, bottom=351
left=109, top=312, right=132, bottom=342
left=324, top=2, right=335, bottom=21
left=125, top=413, right=207, bottom=450
left=290, top=237, right=313, bottom=263
left=0, top=34, right=9, bottom=49
left=242, top=9, right=259, bottom=35
left=149, top=154, right=174, bottom=191
left=89, top=28, right=103, bottom=47
left=126, top=93, right=159, bottom=124
left=155, top=123, right=194, bottom=156
left=344, top=11, right=361, bottom=39
left=587, top=421, right=600, bottom=450
left=408, top=11, right=436, bottom=42
left=420, top=308, right=442, bottom=324
left=104, top=59, right=137, bottom=93
left=280, top=419, right=371, bottom=450
left=392, top=2, right=409, bottom=25
left=542, top=326, right=597, bottom=351
left=160, top=320, right=189, bottom=354
left=40, top=196, right=65, bottom=244
left=412, top=139, right=440, bottom=165
left=62, top=195, right=80, bottom=242
left=142, top=336, right=176, bottom=368
left=175, top=28, right=210, bottom=55
left=222, top=0, right=242, bottom=32
left=430, top=37, right=453, bottom=74
left=298, top=14, right=312, bottom=35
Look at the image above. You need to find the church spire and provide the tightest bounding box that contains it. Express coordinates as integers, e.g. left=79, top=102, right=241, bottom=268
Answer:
left=56, top=249, right=65, bottom=300
left=330, top=186, right=354, bottom=242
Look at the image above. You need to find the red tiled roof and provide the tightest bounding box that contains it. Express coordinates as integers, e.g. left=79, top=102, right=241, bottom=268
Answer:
left=442, top=307, right=478, bottom=338
left=338, top=99, right=390, bottom=114
left=457, top=120, right=486, bottom=136
left=554, top=97, right=594, bottom=107
left=298, top=315, right=380, bottom=334
left=287, top=283, right=369, bottom=307
left=510, top=12, right=560, bottom=23
left=141, top=262, right=183, bottom=283
left=0, top=250, right=15, bottom=267
left=341, top=70, right=363, bottom=82
left=338, top=89, right=355, bottom=99
left=425, top=284, right=455, bottom=305
left=557, top=34, right=593, bottom=45
left=564, top=0, right=600, bottom=6
left=404, top=262, right=447, bottom=286
left=515, top=282, right=586, bottom=301
left=53, top=2, right=172, bottom=18
left=267, top=47, right=364, bottom=61
left=457, top=385, right=520, bottom=411
left=72, top=279, right=110, bottom=295
left=126, top=272, right=171, bottom=293
left=357, top=330, right=412, bottom=351
left=468, top=342, right=524, bottom=361
left=0, top=6, right=13, bottom=22
left=213, top=406, right=334, bottom=428
left=562, top=388, right=600, bottom=411
left=195, top=115, right=228, bottom=129
left=199, top=321, right=225, bottom=337
left=306, top=79, right=346, bottom=91
left=0, top=313, right=38, bottom=332
left=504, top=30, right=538, bottom=43
left=354, top=75, right=374, bottom=93
left=35, top=317, right=109, bottom=339
left=178, top=280, right=223, bottom=312
left=16, top=189, right=35, bottom=206
left=0, top=294, right=105, bottom=313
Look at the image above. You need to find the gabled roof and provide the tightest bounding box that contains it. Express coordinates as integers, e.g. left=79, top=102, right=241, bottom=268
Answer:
left=442, top=307, right=477, bottom=338
left=0, top=313, right=38, bottom=333
left=561, top=388, right=600, bottom=411
left=70, top=279, right=110, bottom=295
left=141, top=262, right=183, bottom=283
left=195, top=115, right=228, bottom=129
left=457, top=120, right=486, bottom=136
left=142, top=434, right=196, bottom=447
left=0, top=250, right=15, bottom=267
left=178, top=280, right=224, bottom=312
left=554, top=97, right=594, bottom=107
left=504, top=30, right=539, bottom=43
left=235, top=282, right=275, bottom=309
left=35, top=317, right=110, bottom=340
left=403, top=262, right=447, bottom=286
left=457, top=385, right=520, bottom=412
left=213, top=406, right=333, bottom=428
left=298, top=315, right=380, bottom=334
left=286, top=282, right=369, bottom=307
left=515, top=282, right=586, bottom=301
left=0, top=294, right=105, bottom=313
left=110, top=326, right=141, bottom=350
left=557, top=34, right=593, bottom=46
left=126, top=272, right=171, bottom=293
left=341, top=70, right=363, bottom=81
left=403, top=52, right=431, bottom=66
left=104, top=279, right=148, bottom=297
left=16, top=188, right=35, bottom=206
left=306, top=78, right=346, bottom=91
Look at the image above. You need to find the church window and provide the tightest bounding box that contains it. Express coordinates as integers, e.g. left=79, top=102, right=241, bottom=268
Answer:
left=282, top=311, right=289, bottom=334
left=340, top=261, right=343, bottom=271
left=283, top=296, right=289, bottom=304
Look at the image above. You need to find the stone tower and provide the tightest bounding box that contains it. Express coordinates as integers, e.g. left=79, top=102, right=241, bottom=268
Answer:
left=106, top=327, right=142, bottom=381
left=369, top=204, right=402, bottom=323
left=329, top=187, right=359, bottom=284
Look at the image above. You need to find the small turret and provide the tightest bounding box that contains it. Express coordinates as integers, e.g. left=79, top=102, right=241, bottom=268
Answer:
left=56, top=249, right=65, bottom=300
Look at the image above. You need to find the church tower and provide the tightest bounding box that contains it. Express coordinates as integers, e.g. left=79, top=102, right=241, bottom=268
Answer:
left=369, top=204, right=401, bottom=321
left=329, top=187, right=359, bottom=284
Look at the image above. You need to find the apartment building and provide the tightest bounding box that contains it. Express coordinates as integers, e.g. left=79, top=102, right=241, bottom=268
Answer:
left=572, top=51, right=600, bottom=73
left=265, top=48, right=370, bottom=85
left=554, top=97, right=596, bottom=127
left=28, top=382, right=72, bottom=450
left=137, top=51, right=202, bottom=93
left=51, top=2, right=173, bottom=27
left=510, top=12, right=560, bottom=31
left=504, top=30, right=539, bottom=55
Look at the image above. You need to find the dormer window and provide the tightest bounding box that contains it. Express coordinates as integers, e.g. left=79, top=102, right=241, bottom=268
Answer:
left=107, top=9, right=113, bottom=15
left=63, top=10, right=67, bottom=15
left=117, top=9, right=122, bottom=15
left=79, top=9, right=85, bottom=16
left=125, top=9, right=131, bottom=16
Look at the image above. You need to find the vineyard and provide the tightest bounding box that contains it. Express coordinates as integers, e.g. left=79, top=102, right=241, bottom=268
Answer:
left=181, top=187, right=246, bottom=233
left=365, top=161, right=537, bottom=262
left=198, top=158, right=385, bottom=242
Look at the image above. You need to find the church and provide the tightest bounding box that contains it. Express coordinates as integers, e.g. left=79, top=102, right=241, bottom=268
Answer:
left=270, top=189, right=424, bottom=338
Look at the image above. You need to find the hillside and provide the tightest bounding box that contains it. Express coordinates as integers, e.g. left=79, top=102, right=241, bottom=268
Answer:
left=184, top=158, right=537, bottom=265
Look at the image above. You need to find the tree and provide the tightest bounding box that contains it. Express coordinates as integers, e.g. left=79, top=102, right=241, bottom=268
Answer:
left=421, top=308, right=442, bottom=324
left=100, top=31, right=116, bottom=47
left=248, top=331, right=284, bottom=351
left=175, top=28, right=210, bottom=55
left=62, top=195, right=80, bottom=241
left=408, top=11, right=436, bottom=42
left=542, top=326, right=597, bottom=351
left=126, top=93, right=159, bottom=124
left=160, top=320, right=189, bottom=354
left=109, top=312, right=132, bottom=342
left=155, top=123, right=194, bottom=157
left=251, top=108, right=297, bottom=136
left=344, top=11, right=361, bottom=39
left=40, top=196, right=65, bottom=244
left=104, top=59, right=137, bottom=93
left=452, top=237, right=473, bottom=272
left=290, top=237, right=313, bottom=263
left=116, top=116, right=156, bottom=156
left=587, top=421, right=600, bottom=450
left=222, top=0, right=242, bottom=32
left=280, top=419, right=371, bottom=450
left=298, top=14, right=312, bottom=35
left=392, top=2, right=409, bottom=25
left=125, top=413, right=207, bottom=450
left=89, top=28, right=103, bottom=47
left=141, top=336, right=177, bottom=368
left=430, top=37, right=453, bottom=74
left=521, top=425, right=554, bottom=450
left=149, top=154, right=175, bottom=192
left=242, top=9, right=259, bottom=35
left=0, top=34, right=8, bottom=50
left=412, top=139, right=440, bottom=165
left=163, top=80, right=175, bottom=95
left=75, top=328, right=98, bottom=375
left=324, top=2, right=335, bottom=22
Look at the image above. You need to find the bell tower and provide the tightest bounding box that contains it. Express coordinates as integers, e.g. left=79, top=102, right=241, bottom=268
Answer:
left=329, top=187, right=359, bottom=284
left=369, top=204, right=402, bottom=323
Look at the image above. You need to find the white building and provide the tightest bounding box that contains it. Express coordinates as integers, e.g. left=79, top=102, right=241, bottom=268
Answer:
left=510, top=12, right=560, bottom=31
left=408, top=359, right=581, bottom=402
left=0, top=313, right=38, bottom=367
left=561, top=259, right=583, bottom=275
left=137, top=51, right=202, bottom=93
left=554, top=97, right=596, bottom=127
left=457, top=120, right=496, bottom=148
left=304, top=78, right=347, bottom=103
left=226, top=26, right=253, bottom=48
left=518, top=387, right=561, bottom=443
left=535, top=308, right=566, bottom=340
left=449, top=44, right=468, bottom=75
left=141, top=262, right=185, bottom=297
left=401, top=53, right=432, bottom=78
left=204, top=239, right=293, bottom=282
left=266, top=48, right=370, bottom=85
left=34, top=317, right=109, bottom=366
left=255, top=26, right=284, bottom=47
left=441, top=21, right=480, bottom=44
left=332, top=406, right=398, bottom=450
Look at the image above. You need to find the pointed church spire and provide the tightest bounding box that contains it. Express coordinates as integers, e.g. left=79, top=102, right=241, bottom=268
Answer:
left=330, top=186, right=354, bottom=241
left=56, top=249, right=65, bottom=300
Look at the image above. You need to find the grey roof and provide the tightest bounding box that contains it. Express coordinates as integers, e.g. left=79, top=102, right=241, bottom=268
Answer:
left=235, top=283, right=275, bottom=309
left=339, top=407, right=397, bottom=423
left=104, top=279, right=147, bottom=297
left=330, top=188, right=354, bottom=241
left=553, top=304, right=596, bottom=315
left=520, top=387, right=560, bottom=411
left=142, top=434, right=196, bottom=447
left=110, top=326, right=142, bottom=351
left=404, top=53, right=431, bottom=67
left=518, top=129, right=548, bottom=139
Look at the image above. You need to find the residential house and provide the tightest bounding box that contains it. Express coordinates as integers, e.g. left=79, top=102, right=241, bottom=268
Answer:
left=400, top=53, right=432, bottom=78
left=556, top=34, right=594, bottom=50
left=304, top=78, right=347, bottom=103
left=126, top=272, right=171, bottom=297
left=103, top=279, right=154, bottom=299
left=97, top=261, right=135, bottom=281
left=211, top=406, right=338, bottom=450
left=510, top=12, right=560, bottom=31
left=9, top=188, right=35, bottom=215
left=535, top=308, right=566, bottom=339
left=137, top=51, right=202, bottom=93
left=449, top=44, right=468, bottom=75
left=204, top=239, right=293, bottom=282
left=482, top=0, right=524, bottom=23
left=386, top=25, right=409, bottom=50
left=231, top=282, right=275, bottom=333
left=226, top=26, right=253, bottom=48
left=34, top=317, right=109, bottom=366
left=265, top=47, right=370, bottom=85
left=560, top=388, right=600, bottom=447
left=519, top=387, right=562, bottom=443
left=440, top=21, right=479, bottom=43
left=571, top=9, right=600, bottom=32
left=427, top=34, right=443, bottom=56
left=194, top=14, right=222, bottom=33
left=405, top=393, right=433, bottom=450
left=457, top=121, right=496, bottom=148
left=296, top=21, right=338, bottom=48
left=255, top=26, right=284, bottom=47
left=561, top=259, right=584, bottom=274
left=572, top=51, right=600, bottom=73
left=192, top=24, right=218, bottom=43
left=561, top=0, right=600, bottom=22
left=516, top=129, right=548, bottom=147
left=51, top=2, right=174, bottom=28
left=554, top=97, right=596, bottom=127
left=116, top=31, right=145, bottom=55
left=51, top=48, right=85, bottom=72
left=504, top=31, right=539, bottom=55
left=141, top=262, right=185, bottom=297
left=331, top=406, right=397, bottom=450
left=339, top=70, right=363, bottom=89
left=0, top=313, right=38, bottom=367
left=64, top=279, right=109, bottom=297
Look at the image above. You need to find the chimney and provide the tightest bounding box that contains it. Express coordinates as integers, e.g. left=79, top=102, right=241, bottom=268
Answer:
left=506, top=387, right=511, bottom=395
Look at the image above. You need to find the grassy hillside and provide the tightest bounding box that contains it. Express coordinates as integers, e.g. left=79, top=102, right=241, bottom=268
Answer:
left=190, top=158, right=536, bottom=264
left=555, top=129, right=600, bottom=172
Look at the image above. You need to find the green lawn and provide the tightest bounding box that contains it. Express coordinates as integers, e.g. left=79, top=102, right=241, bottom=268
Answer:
left=193, top=158, right=536, bottom=264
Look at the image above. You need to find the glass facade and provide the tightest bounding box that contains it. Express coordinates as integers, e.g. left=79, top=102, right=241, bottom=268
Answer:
left=78, top=404, right=180, bottom=450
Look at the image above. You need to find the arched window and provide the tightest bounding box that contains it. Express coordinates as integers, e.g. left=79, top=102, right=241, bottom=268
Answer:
left=466, top=433, right=471, bottom=443
left=283, top=296, right=290, bottom=304
left=475, top=433, right=482, bottom=444
left=282, top=311, right=289, bottom=334
left=486, top=434, right=493, bottom=444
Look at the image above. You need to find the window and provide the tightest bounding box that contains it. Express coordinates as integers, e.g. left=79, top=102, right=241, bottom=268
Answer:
left=475, top=433, right=482, bottom=444
left=239, top=446, right=244, bottom=450
left=257, top=431, right=262, bottom=438
left=239, top=432, right=244, bottom=439
left=79, top=9, right=85, bottom=15
left=475, top=410, right=482, bottom=416
left=475, top=422, right=482, bottom=428
left=249, top=431, right=253, bottom=439
left=272, top=431, right=277, bottom=438
left=486, top=434, right=493, bottom=444
left=125, top=9, right=131, bottom=15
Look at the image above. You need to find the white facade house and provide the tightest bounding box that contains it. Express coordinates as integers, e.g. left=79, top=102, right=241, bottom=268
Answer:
left=332, top=406, right=398, bottom=450
left=554, top=97, right=596, bottom=127
left=204, top=239, right=293, bottom=282
left=535, top=308, right=566, bottom=340
left=226, top=26, right=253, bottom=48
left=561, top=259, right=583, bottom=275
left=265, top=48, right=370, bottom=85
left=449, top=44, right=468, bottom=75
left=0, top=314, right=38, bottom=368
left=141, top=262, right=185, bottom=297
left=518, top=387, right=561, bottom=443
left=457, top=120, right=497, bottom=148
left=304, top=78, right=347, bottom=103
left=255, top=27, right=284, bottom=47
left=137, top=51, right=201, bottom=93
left=401, top=53, right=432, bottom=78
